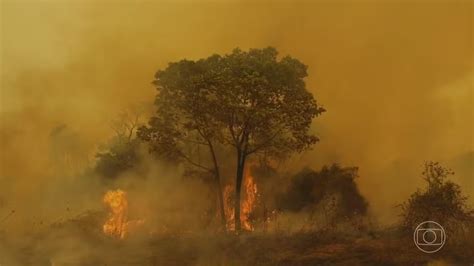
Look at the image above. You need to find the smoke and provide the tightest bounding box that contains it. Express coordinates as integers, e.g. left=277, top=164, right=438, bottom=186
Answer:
left=0, top=141, right=214, bottom=264
left=0, top=0, right=472, bottom=246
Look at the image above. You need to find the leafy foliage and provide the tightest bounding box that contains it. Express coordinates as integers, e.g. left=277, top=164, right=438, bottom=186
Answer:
left=400, top=162, right=474, bottom=232
left=278, top=164, right=368, bottom=218
left=95, top=107, right=145, bottom=179
left=95, top=137, right=140, bottom=179
left=138, top=47, right=325, bottom=163
left=214, top=47, right=325, bottom=157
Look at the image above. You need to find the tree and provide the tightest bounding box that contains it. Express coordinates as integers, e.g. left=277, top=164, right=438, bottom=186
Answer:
left=213, top=48, right=325, bottom=231
left=109, top=106, right=144, bottom=143
left=95, top=107, right=144, bottom=179
left=400, top=162, right=474, bottom=234
left=139, top=47, right=325, bottom=232
left=137, top=56, right=227, bottom=229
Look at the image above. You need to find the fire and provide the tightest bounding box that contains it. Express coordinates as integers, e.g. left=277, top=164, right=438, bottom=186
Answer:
left=102, top=189, right=144, bottom=239
left=242, top=168, right=258, bottom=230
left=224, top=166, right=258, bottom=231
left=103, top=189, right=129, bottom=239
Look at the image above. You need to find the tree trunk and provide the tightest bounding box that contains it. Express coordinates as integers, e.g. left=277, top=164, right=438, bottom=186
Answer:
left=208, top=141, right=226, bottom=231
left=234, top=151, right=246, bottom=232
left=214, top=172, right=226, bottom=230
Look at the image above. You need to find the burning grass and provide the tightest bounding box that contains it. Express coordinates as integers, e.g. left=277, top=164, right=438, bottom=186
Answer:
left=2, top=164, right=472, bottom=265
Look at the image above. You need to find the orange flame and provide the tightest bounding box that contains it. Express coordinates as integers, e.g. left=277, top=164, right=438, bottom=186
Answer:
left=242, top=169, right=258, bottom=230
left=224, top=166, right=258, bottom=231
left=103, top=189, right=128, bottom=239
left=102, top=189, right=145, bottom=239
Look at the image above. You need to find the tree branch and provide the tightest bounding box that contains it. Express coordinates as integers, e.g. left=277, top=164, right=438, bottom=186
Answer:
left=177, top=150, right=212, bottom=172
left=245, top=127, right=284, bottom=156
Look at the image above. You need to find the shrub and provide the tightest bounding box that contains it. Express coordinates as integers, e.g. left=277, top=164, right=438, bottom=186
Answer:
left=400, top=161, right=474, bottom=234
left=278, top=164, right=368, bottom=219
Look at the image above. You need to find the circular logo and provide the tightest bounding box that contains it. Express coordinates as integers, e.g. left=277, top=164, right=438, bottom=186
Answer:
left=413, top=221, right=446, bottom=253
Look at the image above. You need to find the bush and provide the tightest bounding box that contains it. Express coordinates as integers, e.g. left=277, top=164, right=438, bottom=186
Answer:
left=277, top=164, right=368, bottom=219
left=95, top=137, right=141, bottom=179
left=400, top=161, right=474, bottom=234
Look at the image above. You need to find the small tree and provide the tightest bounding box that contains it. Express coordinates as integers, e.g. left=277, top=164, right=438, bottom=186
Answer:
left=400, top=161, right=474, bottom=233
left=139, top=47, right=325, bottom=232
left=95, top=107, right=144, bottom=179
left=213, top=48, right=325, bottom=231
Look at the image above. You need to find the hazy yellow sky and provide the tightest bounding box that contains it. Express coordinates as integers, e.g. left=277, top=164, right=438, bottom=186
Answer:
left=1, top=0, right=473, bottom=222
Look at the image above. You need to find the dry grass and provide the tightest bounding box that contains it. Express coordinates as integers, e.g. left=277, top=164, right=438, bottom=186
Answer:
left=2, top=227, right=473, bottom=266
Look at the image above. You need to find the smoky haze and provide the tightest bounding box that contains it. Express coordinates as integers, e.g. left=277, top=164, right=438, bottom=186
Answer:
left=1, top=0, right=472, bottom=232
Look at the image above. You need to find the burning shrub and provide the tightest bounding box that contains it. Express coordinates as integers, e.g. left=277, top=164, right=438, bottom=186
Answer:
left=277, top=164, right=368, bottom=222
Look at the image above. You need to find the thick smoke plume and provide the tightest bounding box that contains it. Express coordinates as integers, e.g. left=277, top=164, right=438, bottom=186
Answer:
left=0, top=1, right=472, bottom=264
